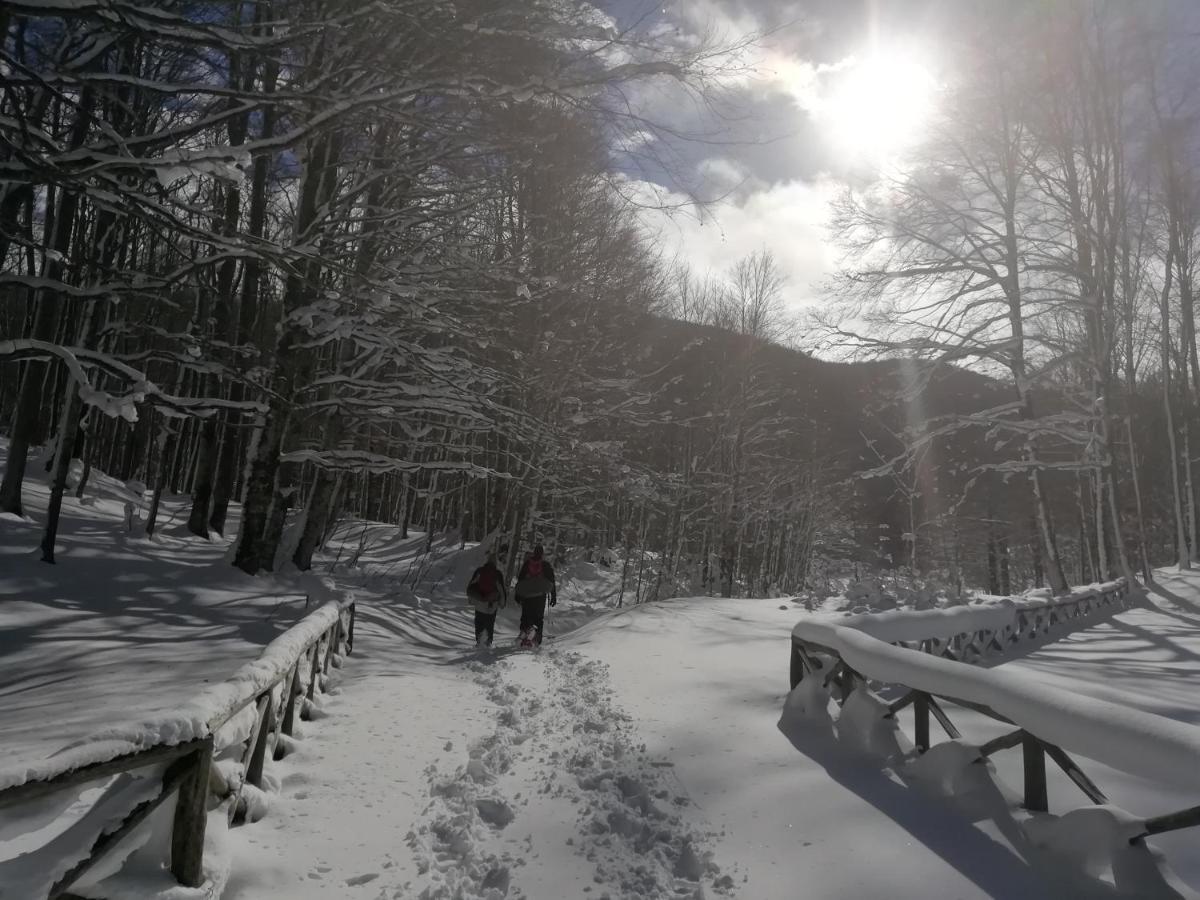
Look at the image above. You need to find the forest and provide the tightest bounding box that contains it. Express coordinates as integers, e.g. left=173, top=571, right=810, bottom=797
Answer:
left=1, top=0, right=1199, bottom=601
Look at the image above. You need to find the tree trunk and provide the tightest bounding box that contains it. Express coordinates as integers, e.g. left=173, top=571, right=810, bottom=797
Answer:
left=233, top=411, right=284, bottom=574
left=0, top=90, right=95, bottom=516
left=1029, top=515, right=1045, bottom=588
left=998, top=534, right=1011, bottom=595
left=1125, top=417, right=1152, bottom=583
left=186, top=418, right=220, bottom=537
left=40, top=386, right=83, bottom=563
left=293, top=465, right=337, bottom=571
left=1160, top=243, right=1191, bottom=568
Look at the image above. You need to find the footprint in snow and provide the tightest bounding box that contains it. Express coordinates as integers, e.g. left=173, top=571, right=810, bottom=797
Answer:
left=475, top=797, right=515, bottom=828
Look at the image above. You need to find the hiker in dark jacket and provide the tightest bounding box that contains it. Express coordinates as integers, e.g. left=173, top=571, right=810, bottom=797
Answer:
left=466, top=553, right=507, bottom=647
left=514, top=544, right=556, bottom=646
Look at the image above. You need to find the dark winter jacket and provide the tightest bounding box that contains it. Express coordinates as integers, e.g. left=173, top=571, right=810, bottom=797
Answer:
left=515, top=557, right=556, bottom=602
left=467, top=562, right=506, bottom=613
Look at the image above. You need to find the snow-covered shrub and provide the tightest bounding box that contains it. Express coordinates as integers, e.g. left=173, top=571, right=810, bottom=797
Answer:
left=836, top=569, right=968, bottom=614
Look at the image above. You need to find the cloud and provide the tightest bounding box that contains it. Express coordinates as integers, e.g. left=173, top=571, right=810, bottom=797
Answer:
left=660, top=0, right=941, bottom=61
left=608, top=70, right=844, bottom=199
left=637, top=176, right=842, bottom=313
left=603, top=0, right=946, bottom=197
left=600, top=0, right=940, bottom=318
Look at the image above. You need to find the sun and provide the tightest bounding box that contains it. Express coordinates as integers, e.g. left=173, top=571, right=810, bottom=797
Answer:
left=820, top=47, right=938, bottom=163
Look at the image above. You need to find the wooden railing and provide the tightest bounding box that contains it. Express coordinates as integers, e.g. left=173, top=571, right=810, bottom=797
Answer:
left=790, top=580, right=1134, bottom=687
left=0, top=597, right=356, bottom=899
left=788, top=578, right=1200, bottom=850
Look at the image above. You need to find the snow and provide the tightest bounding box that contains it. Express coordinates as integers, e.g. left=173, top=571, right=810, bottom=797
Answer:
left=794, top=589, right=1200, bottom=791
left=996, top=570, right=1200, bottom=889
left=0, top=445, right=321, bottom=764
left=0, top=771, right=162, bottom=899
left=192, top=595, right=349, bottom=734
left=7, top=438, right=1200, bottom=897
left=806, top=578, right=1127, bottom=644
left=0, top=597, right=348, bottom=795
left=211, top=586, right=1094, bottom=899
left=791, top=572, right=1200, bottom=894
left=835, top=598, right=1018, bottom=642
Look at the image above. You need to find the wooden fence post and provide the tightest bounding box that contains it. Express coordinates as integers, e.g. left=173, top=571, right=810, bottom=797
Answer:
left=323, top=620, right=341, bottom=674
left=305, top=642, right=321, bottom=702
left=789, top=642, right=805, bottom=689
left=244, top=694, right=273, bottom=789
left=280, top=664, right=302, bottom=739
left=1023, top=735, right=1048, bottom=812
left=346, top=603, right=356, bottom=654
left=914, top=693, right=930, bottom=752
left=171, top=737, right=213, bottom=887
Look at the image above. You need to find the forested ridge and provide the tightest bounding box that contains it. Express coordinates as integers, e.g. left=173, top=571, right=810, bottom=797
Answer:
left=3, top=1, right=1200, bottom=601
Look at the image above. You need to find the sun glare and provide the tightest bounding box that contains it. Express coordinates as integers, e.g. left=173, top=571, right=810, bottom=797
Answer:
left=821, top=47, right=937, bottom=164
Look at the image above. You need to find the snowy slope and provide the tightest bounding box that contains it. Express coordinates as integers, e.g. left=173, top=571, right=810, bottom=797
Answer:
left=0, top=446, right=315, bottom=761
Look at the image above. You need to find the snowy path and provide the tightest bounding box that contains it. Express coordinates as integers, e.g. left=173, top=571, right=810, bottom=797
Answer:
left=227, top=632, right=739, bottom=897
left=227, top=595, right=1060, bottom=899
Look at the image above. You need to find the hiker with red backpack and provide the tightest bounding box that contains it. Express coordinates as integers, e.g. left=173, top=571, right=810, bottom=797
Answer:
left=466, top=553, right=507, bottom=647
left=514, top=544, right=556, bottom=647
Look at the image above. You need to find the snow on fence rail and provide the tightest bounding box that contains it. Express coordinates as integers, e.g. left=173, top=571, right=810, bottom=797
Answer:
left=0, top=593, right=356, bottom=899
left=789, top=578, right=1200, bottom=858
left=790, top=579, right=1134, bottom=688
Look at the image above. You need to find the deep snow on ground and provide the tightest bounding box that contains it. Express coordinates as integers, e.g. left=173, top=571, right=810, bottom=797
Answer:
left=224, top=592, right=1062, bottom=900
left=195, top=572, right=1200, bottom=898
left=992, top=570, right=1200, bottom=889
left=0, top=435, right=629, bottom=762
left=7, top=440, right=1200, bottom=898
left=572, top=598, right=1062, bottom=900
left=0, top=443, right=315, bottom=760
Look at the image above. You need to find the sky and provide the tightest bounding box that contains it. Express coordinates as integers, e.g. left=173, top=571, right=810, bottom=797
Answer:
left=602, top=0, right=947, bottom=312
left=603, top=0, right=1200, bottom=316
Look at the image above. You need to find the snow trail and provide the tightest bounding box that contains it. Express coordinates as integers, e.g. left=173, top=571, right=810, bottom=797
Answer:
left=223, top=665, right=490, bottom=898
left=438, top=650, right=733, bottom=898
left=229, top=634, right=734, bottom=899
left=223, top=593, right=1074, bottom=899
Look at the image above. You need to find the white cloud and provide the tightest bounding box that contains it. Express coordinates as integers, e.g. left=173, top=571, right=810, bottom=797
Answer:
left=695, top=156, right=754, bottom=194
left=637, top=176, right=841, bottom=312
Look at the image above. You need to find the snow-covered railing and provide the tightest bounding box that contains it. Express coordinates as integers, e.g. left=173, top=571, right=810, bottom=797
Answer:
left=0, top=594, right=356, bottom=899
left=788, top=578, right=1200, bottom=849
left=790, top=579, right=1133, bottom=688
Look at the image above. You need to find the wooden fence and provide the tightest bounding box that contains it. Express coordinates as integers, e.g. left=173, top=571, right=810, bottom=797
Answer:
left=0, top=597, right=356, bottom=899
left=789, top=579, right=1200, bottom=845
left=791, top=580, right=1133, bottom=688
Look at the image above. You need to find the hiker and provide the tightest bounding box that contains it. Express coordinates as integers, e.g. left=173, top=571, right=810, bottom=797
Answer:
left=466, top=553, right=507, bottom=647
left=514, top=544, right=557, bottom=647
